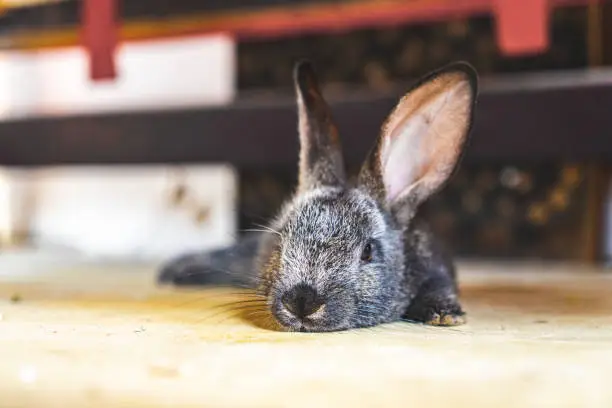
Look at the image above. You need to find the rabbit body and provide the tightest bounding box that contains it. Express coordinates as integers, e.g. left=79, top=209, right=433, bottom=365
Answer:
left=159, top=60, right=478, bottom=332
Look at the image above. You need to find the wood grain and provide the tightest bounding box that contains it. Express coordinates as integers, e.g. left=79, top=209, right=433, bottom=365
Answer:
left=0, top=260, right=611, bottom=407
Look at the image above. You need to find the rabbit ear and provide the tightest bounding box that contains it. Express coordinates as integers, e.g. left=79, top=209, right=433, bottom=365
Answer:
left=359, top=62, right=478, bottom=224
left=294, top=60, right=346, bottom=192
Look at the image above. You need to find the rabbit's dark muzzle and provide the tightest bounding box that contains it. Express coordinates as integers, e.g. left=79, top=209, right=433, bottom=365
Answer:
left=270, top=284, right=355, bottom=332
left=281, top=284, right=324, bottom=320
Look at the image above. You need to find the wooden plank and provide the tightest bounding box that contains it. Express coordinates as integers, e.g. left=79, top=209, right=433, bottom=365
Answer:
left=1, top=261, right=612, bottom=407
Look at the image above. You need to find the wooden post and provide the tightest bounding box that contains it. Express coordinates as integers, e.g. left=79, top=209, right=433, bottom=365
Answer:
left=81, top=0, right=117, bottom=81
left=493, top=0, right=549, bottom=55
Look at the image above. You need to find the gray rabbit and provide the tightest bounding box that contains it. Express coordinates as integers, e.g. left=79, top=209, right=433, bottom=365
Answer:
left=159, top=60, right=478, bottom=332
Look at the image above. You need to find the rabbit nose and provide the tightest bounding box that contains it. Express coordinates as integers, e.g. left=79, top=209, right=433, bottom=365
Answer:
left=281, top=284, right=324, bottom=319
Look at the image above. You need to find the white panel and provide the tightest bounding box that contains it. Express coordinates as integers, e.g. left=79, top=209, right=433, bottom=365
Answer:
left=0, top=33, right=236, bottom=118
left=0, top=165, right=238, bottom=261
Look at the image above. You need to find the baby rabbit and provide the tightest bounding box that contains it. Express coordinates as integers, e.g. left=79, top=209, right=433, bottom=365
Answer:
left=159, top=60, right=478, bottom=332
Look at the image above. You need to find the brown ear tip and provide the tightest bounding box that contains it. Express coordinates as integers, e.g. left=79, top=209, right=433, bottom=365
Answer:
left=445, top=61, right=479, bottom=94
left=293, top=60, right=320, bottom=92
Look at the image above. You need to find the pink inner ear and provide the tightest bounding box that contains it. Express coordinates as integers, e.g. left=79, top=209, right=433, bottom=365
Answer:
left=380, top=82, right=468, bottom=204
left=382, top=116, right=429, bottom=201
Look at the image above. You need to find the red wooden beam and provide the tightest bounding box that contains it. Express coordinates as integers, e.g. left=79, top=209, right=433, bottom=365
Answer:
left=219, top=0, right=590, bottom=48
left=150, top=0, right=594, bottom=56
left=81, top=0, right=117, bottom=81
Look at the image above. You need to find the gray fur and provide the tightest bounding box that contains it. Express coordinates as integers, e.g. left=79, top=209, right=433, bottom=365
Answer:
left=159, top=60, right=478, bottom=332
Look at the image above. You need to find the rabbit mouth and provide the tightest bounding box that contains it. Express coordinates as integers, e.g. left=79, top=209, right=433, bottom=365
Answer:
left=272, top=303, right=382, bottom=332
left=286, top=320, right=351, bottom=333
left=271, top=299, right=351, bottom=333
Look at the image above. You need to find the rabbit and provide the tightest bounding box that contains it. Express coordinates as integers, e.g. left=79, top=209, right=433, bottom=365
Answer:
left=159, top=60, right=478, bottom=332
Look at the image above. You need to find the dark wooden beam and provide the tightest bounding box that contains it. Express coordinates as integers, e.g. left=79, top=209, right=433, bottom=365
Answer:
left=0, top=69, right=611, bottom=168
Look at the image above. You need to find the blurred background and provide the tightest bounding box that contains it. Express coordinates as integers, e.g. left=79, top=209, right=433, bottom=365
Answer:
left=0, top=0, right=610, bottom=266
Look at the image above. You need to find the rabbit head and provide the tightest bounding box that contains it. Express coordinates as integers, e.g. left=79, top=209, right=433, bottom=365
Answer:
left=257, top=61, right=478, bottom=332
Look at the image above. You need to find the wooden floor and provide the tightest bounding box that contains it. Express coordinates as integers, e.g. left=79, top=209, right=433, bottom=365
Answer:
left=1, top=258, right=612, bottom=408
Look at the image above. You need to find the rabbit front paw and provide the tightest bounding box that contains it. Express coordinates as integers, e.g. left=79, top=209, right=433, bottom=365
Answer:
left=403, top=294, right=467, bottom=327
left=425, top=310, right=466, bottom=326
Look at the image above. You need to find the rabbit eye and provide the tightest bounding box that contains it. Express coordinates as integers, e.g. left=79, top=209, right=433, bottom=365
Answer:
left=361, top=242, right=373, bottom=262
